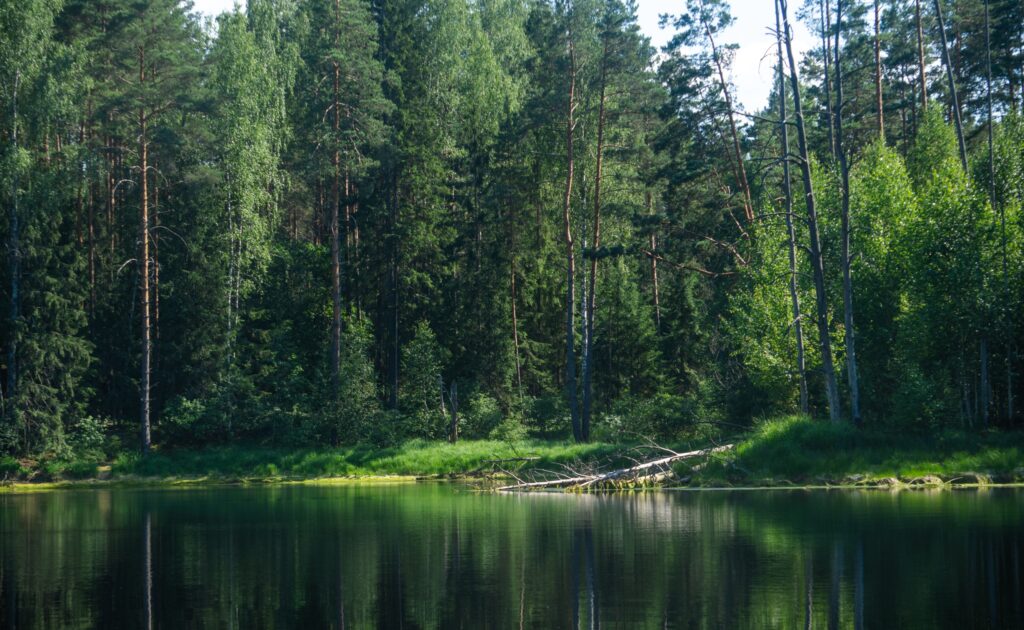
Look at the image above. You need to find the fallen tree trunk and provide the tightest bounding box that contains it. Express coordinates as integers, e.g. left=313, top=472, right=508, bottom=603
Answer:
left=496, top=444, right=734, bottom=492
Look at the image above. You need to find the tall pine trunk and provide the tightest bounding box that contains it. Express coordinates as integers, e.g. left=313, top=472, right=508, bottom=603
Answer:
left=139, top=79, right=152, bottom=452
left=821, top=0, right=836, bottom=158
left=330, top=0, right=342, bottom=396
left=835, top=0, right=862, bottom=425
left=873, top=0, right=884, bottom=139
left=914, top=0, right=928, bottom=109
left=5, top=72, right=20, bottom=429
left=647, top=191, right=661, bottom=331
left=563, top=37, right=582, bottom=443
left=582, top=40, right=609, bottom=444
left=777, top=1, right=809, bottom=414
left=700, top=0, right=753, bottom=223
left=933, top=0, right=967, bottom=171
left=780, top=0, right=842, bottom=423
left=510, top=258, right=523, bottom=394
left=982, top=0, right=1012, bottom=423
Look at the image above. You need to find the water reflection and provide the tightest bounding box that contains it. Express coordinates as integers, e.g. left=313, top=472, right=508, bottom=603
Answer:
left=0, top=487, right=1022, bottom=628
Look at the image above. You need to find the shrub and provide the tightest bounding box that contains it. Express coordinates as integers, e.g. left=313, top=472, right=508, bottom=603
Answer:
left=489, top=414, right=528, bottom=443
left=0, top=456, right=25, bottom=478
left=61, top=460, right=99, bottom=480
left=461, top=393, right=503, bottom=438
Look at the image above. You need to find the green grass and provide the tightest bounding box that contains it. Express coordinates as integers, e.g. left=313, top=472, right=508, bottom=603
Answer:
left=107, top=439, right=626, bottom=481
left=5, top=417, right=1023, bottom=488
left=693, top=415, right=1024, bottom=484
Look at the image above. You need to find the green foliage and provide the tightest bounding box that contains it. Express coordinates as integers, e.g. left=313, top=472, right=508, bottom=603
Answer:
left=3, top=0, right=1024, bottom=463
left=399, top=321, right=447, bottom=439
left=460, top=392, right=503, bottom=439
left=707, top=416, right=1024, bottom=482
left=320, top=318, right=383, bottom=444
left=0, top=455, right=25, bottom=478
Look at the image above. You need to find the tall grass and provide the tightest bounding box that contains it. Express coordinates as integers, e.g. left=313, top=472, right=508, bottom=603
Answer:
left=710, top=415, right=1024, bottom=481
left=111, top=439, right=625, bottom=480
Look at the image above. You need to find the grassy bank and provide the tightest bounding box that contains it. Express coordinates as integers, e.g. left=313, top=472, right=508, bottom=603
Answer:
left=689, top=416, right=1024, bottom=486
left=3, top=417, right=1023, bottom=491
left=1, top=439, right=627, bottom=488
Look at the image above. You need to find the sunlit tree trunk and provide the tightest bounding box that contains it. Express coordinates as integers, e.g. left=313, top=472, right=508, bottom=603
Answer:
left=563, top=33, right=582, bottom=442
left=781, top=0, right=842, bottom=423
left=582, top=38, right=609, bottom=443
left=933, top=0, right=967, bottom=171
left=914, top=0, right=928, bottom=107
left=699, top=0, right=753, bottom=223
left=821, top=0, right=836, bottom=158
left=777, top=0, right=809, bottom=414
left=835, top=0, right=862, bottom=425
left=873, top=0, right=884, bottom=139
left=139, top=48, right=152, bottom=453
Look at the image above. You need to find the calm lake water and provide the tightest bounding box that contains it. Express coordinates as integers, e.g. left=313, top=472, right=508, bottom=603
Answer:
left=1, top=484, right=1022, bottom=629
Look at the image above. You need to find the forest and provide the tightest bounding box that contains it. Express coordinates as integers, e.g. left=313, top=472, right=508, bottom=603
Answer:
left=1, top=0, right=1023, bottom=464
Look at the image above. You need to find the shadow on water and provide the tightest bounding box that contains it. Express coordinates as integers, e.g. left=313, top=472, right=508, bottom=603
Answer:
left=1, top=486, right=1022, bottom=628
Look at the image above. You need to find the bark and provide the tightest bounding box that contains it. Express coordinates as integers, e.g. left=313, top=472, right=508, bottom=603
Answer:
left=777, top=0, right=809, bottom=414
left=822, top=0, right=836, bottom=158
left=561, top=31, right=582, bottom=442
left=915, top=0, right=927, bottom=109
left=6, top=72, right=21, bottom=427
left=835, top=0, right=862, bottom=425
left=448, top=382, right=459, bottom=443
left=388, top=173, right=400, bottom=410
left=139, top=60, right=152, bottom=453
left=88, top=166, right=96, bottom=315
left=647, top=191, right=661, bottom=331
left=700, top=0, right=753, bottom=223
left=873, top=0, right=884, bottom=139
left=510, top=258, right=523, bottom=393
left=933, top=0, right=968, bottom=171
left=582, top=39, right=609, bottom=444
left=984, top=0, right=1012, bottom=423
left=781, top=0, right=843, bottom=423
left=330, top=0, right=342, bottom=396
left=496, top=444, right=735, bottom=491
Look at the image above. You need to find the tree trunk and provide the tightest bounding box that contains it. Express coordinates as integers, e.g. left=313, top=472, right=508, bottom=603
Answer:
left=563, top=36, right=582, bottom=443
left=980, top=338, right=990, bottom=427
left=915, top=0, right=927, bottom=109
left=873, top=0, right=884, bottom=139
left=780, top=0, right=843, bottom=423
left=139, top=100, right=152, bottom=452
left=388, top=173, right=400, bottom=410
left=582, top=40, right=609, bottom=444
left=822, top=0, right=836, bottom=158
left=448, top=382, right=458, bottom=444
left=5, top=72, right=21, bottom=429
left=777, top=1, right=809, bottom=414
left=835, top=0, right=862, bottom=425
left=330, top=0, right=342, bottom=396
left=511, top=258, right=523, bottom=394
left=700, top=0, right=753, bottom=223
left=984, top=0, right=1012, bottom=423
left=933, top=0, right=968, bottom=171
left=647, top=191, right=661, bottom=331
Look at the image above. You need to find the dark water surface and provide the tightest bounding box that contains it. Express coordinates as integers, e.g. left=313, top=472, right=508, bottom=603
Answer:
left=1, top=484, right=1022, bottom=629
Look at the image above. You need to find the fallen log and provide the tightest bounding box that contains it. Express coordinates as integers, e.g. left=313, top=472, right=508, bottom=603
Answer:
left=496, top=444, right=734, bottom=492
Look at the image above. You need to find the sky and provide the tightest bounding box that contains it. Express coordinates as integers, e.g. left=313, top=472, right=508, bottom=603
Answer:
left=190, top=0, right=814, bottom=112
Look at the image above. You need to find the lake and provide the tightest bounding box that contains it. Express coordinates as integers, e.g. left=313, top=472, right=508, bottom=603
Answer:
left=1, top=484, right=1022, bottom=628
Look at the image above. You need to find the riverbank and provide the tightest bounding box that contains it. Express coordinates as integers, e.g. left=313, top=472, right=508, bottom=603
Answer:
left=682, top=416, right=1024, bottom=488
left=3, top=417, right=1023, bottom=492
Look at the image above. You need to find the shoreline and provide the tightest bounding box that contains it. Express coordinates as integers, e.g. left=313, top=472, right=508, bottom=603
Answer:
left=4, top=471, right=1023, bottom=495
